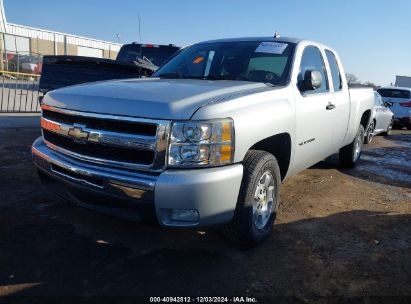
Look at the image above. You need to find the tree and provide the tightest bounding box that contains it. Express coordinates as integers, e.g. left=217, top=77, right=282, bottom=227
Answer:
left=345, top=73, right=360, bottom=85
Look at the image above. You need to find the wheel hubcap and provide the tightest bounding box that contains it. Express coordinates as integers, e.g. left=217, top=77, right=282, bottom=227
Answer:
left=367, top=122, right=374, bottom=142
left=253, top=171, right=276, bottom=230
left=354, top=131, right=363, bottom=161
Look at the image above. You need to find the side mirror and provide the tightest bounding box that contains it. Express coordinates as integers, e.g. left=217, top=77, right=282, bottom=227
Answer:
left=300, top=70, right=322, bottom=91
left=383, top=101, right=392, bottom=108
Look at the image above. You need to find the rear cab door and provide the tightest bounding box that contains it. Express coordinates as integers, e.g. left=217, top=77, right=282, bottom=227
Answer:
left=323, top=49, right=351, bottom=149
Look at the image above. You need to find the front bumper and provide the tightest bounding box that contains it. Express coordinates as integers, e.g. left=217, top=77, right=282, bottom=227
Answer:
left=32, top=137, right=243, bottom=227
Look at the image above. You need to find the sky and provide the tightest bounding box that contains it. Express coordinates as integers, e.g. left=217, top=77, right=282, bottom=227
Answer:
left=4, top=0, right=411, bottom=86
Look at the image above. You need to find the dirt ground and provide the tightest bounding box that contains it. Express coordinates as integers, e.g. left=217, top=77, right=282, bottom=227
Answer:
left=0, top=123, right=410, bottom=303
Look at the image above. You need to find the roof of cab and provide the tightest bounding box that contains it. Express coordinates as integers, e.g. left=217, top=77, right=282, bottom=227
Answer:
left=200, top=36, right=301, bottom=44
left=188, top=37, right=336, bottom=54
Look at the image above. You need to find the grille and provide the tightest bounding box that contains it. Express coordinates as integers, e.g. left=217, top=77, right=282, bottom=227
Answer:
left=43, top=109, right=157, bottom=136
left=44, top=130, right=155, bottom=165
left=40, top=106, right=169, bottom=170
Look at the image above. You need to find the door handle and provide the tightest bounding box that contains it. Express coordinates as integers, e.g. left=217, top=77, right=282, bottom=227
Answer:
left=326, top=102, right=336, bottom=110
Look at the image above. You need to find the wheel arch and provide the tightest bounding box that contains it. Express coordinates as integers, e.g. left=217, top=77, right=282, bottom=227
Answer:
left=360, top=110, right=372, bottom=130
left=247, top=133, right=291, bottom=181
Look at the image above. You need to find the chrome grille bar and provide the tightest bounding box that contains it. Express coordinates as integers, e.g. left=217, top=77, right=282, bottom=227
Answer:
left=41, top=117, right=157, bottom=151
left=40, top=105, right=171, bottom=172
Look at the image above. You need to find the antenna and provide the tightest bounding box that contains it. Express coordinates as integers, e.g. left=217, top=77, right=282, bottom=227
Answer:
left=138, top=10, right=142, bottom=43
left=116, top=33, right=121, bottom=43
left=274, top=31, right=280, bottom=38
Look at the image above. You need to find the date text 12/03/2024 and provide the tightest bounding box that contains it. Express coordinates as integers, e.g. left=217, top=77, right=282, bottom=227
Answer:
left=149, top=296, right=258, bottom=303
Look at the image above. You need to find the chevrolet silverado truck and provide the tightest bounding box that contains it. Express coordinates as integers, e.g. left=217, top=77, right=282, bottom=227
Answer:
left=32, top=37, right=373, bottom=245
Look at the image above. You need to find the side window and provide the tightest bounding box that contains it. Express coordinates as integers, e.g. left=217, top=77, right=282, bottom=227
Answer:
left=377, top=94, right=384, bottom=106
left=298, top=46, right=329, bottom=94
left=378, top=95, right=385, bottom=107
left=325, top=50, right=343, bottom=91
left=374, top=93, right=380, bottom=106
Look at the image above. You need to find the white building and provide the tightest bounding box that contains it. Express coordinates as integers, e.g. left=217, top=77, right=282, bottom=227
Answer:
left=0, top=0, right=121, bottom=59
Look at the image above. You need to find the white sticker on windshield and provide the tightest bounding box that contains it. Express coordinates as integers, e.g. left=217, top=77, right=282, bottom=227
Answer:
left=255, top=42, right=288, bottom=54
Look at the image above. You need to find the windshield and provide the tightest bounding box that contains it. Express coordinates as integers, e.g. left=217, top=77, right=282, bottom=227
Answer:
left=377, top=88, right=411, bottom=99
left=116, top=45, right=180, bottom=67
left=153, top=41, right=296, bottom=86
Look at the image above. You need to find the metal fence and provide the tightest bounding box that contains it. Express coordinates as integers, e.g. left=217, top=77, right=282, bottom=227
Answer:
left=0, top=51, right=43, bottom=113
left=0, top=71, right=41, bottom=113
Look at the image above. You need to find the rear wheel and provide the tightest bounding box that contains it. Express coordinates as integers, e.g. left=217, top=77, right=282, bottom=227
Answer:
left=339, top=124, right=365, bottom=168
left=224, top=150, right=281, bottom=246
left=364, top=120, right=375, bottom=144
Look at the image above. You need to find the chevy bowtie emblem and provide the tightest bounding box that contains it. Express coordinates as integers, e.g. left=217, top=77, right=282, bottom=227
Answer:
left=68, top=125, right=90, bottom=141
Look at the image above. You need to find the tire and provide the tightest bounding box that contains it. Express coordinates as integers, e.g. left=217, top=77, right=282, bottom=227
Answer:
left=381, top=118, right=393, bottom=136
left=339, top=124, right=365, bottom=168
left=364, top=120, right=375, bottom=144
left=224, top=150, right=281, bottom=246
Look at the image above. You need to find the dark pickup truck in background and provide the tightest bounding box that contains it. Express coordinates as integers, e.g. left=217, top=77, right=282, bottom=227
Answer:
left=39, top=43, right=180, bottom=93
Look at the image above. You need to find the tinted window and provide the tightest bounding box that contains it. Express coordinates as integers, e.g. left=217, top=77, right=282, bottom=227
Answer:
left=377, top=88, right=411, bottom=99
left=325, top=50, right=342, bottom=91
left=298, top=46, right=329, bottom=93
left=153, top=41, right=296, bottom=86
left=247, top=56, right=288, bottom=77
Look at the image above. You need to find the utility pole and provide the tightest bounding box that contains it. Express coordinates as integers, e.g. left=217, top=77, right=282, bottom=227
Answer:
left=0, top=33, right=4, bottom=71
left=64, top=35, right=67, bottom=55
left=54, top=33, right=57, bottom=55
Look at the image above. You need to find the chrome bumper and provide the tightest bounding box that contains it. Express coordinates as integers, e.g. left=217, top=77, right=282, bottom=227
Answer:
left=32, top=137, right=158, bottom=221
left=32, top=137, right=244, bottom=227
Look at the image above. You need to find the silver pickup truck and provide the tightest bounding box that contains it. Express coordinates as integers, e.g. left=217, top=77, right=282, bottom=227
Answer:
left=32, top=37, right=373, bottom=245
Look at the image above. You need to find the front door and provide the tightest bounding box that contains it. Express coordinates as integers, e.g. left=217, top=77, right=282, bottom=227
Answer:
left=292, top=45, right=336, bottom=173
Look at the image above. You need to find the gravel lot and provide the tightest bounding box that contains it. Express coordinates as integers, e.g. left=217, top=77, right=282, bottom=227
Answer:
left=0, top=118, right=410, bottom=303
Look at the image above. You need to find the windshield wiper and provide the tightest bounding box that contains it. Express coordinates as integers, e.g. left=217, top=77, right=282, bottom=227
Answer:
left=204, top=75, right=235, bottom=80
left=157, top=72, right=182, bottom=79
left=159, top=75, right=209, bottom=80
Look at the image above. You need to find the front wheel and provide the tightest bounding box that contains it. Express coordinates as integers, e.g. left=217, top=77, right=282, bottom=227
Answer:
left=339, top=124, right=365, bottom=168
left=224, top=150, right=281, bottom=246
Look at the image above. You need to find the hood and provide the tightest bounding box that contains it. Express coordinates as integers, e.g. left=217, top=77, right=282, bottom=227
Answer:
left=44, top=78, right=271, bottom=120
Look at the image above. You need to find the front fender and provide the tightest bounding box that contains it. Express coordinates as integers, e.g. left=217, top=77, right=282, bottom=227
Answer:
left=192, top=86, right=296, bottom=163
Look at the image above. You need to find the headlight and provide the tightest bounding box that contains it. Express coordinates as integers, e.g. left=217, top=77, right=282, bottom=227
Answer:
left=168, top=118, right=234, bottom=167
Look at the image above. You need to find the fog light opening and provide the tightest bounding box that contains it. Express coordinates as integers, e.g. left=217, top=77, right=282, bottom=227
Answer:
left=160, top=208, right=200, bottom=226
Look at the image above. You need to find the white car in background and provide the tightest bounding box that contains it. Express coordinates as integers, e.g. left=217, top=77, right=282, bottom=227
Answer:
left=377, top=87, right=411, bottom=130
left=364, top=92, right=394, bottom=144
